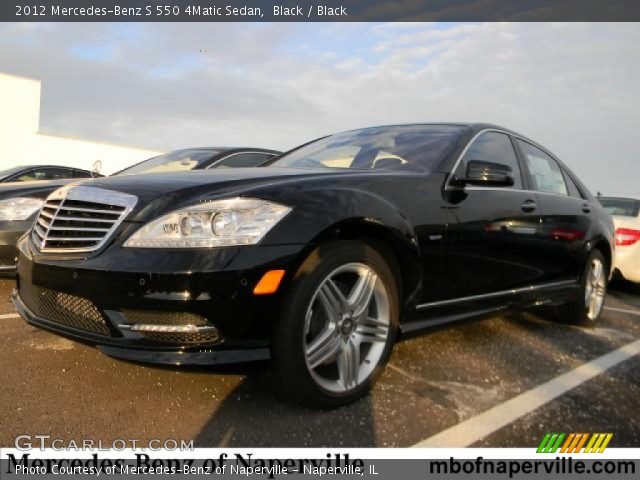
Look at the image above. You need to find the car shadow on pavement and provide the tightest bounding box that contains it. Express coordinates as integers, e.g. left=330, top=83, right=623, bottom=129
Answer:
left=193, top=362, right=378, bottom=447
left=609, top=279, right=640, bottom=301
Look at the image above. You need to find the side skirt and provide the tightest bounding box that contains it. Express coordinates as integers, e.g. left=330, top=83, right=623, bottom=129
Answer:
left=400, top=280, right=579, bottom=336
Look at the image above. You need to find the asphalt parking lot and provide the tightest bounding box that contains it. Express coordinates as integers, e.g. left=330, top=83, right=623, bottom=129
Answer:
left=1, top=277, right=639, bottom=448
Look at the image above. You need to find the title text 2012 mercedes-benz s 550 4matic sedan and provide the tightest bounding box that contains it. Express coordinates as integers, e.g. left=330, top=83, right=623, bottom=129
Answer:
left=13, top=124, right=615, bottom=408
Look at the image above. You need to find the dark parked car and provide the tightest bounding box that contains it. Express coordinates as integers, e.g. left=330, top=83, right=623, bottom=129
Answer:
left=113, top=147, right=280, bottom=175
left=0, top=147, right=280, bottom=272
left=0, top=165, right=96, bottom=183
left=12, top=124, right=614, bottom=408
left=0, top=179, right=77, bottom=271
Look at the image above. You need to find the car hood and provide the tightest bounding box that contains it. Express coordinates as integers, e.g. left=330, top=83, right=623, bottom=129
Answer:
left=88, top=168, right=332, bottom=198
left=74, top=168, right=343, bottom=221
left=0, top=178, right=77, bottom=200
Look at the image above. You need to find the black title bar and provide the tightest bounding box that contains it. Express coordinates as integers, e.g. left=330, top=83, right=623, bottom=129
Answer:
left=3, top=0, right=640, bottom=22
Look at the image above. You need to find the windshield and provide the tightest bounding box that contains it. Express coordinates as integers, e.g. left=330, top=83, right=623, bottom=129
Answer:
left=599, top=197, right=640, bottom=217
left=0, top=166, right=29, bottom=181
left=115, top=149, right=218, bottom=176
left=269, top=125, right=463, bottom=172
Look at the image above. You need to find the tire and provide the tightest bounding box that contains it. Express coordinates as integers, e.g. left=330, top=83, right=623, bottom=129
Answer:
left=556, top=249, right=608, bottom=326
left=271, top=240, right=399, bottom=409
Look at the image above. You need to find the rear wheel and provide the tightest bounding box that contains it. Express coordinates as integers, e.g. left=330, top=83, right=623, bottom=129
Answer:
left=271, top=241, right=399, bottom=408
left=557, top=250, right=608, bottom=326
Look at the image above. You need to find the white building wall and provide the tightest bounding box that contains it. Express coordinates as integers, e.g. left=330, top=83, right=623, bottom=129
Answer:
left=0, top=72, right=161, bottom=175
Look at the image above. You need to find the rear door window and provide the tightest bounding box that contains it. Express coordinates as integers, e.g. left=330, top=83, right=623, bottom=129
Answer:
left=516, top=140, right=568, bottom=196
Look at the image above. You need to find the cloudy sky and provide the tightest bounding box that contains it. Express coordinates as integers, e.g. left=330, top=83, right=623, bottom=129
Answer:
left=0, top=22, right=638, bottom=194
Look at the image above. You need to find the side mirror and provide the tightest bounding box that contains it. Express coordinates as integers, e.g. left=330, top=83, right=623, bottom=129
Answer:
left=459, top=160, right=515, bottom=187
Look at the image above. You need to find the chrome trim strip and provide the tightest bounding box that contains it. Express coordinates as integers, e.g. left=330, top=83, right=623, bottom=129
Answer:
left=47, top=226, right=110, bottom=232
left=33, top=225, right=46, bottom=240
left=52, top=215, right=116, bottom=224
left=415, top=280, right=577, bottom=310
left=54, top=205, right=123, bottom=215
left=119, top=324, right=218, bottom=333
left=36, top=217, right=50, bottom=228
left=45, top=236, right=105, bottom=242
left=461, top=187, right=581, bottom=200
left=0, top=265, right=16, bottom=272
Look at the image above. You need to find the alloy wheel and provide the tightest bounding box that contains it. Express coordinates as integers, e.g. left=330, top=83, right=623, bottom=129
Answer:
left=585, top=257, right=606, bottom=321
left=303, top=262, right=391, bottom=393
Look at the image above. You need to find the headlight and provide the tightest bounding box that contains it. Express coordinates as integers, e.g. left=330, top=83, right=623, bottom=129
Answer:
left=0, top=197, right=44, bottom=221
left=124, top=197, right=291, bottom=248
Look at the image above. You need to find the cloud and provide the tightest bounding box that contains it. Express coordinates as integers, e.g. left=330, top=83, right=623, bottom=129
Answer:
left=0, top=22, right=638, bottom=194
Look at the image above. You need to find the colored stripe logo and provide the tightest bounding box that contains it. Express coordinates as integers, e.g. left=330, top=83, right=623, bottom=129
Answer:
left=537, top=433, right=613, bottom=453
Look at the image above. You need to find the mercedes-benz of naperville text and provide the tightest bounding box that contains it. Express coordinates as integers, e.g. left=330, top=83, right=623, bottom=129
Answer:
left=8, top=453, right=371, bottom=478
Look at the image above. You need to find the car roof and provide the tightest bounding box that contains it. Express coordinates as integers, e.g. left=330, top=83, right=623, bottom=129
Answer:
left=174, top=147, right=281, bottom=153
left=329, top=122, right=539, bottom=144
left=6, top=164, right=89, bottom=171
left=598, top=196, right=640, bottom=202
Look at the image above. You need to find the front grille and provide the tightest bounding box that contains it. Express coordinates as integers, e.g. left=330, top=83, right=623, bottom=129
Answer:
left=31, top=185, right=137, bottom=253
left=19, top=282, right=110, bottom=336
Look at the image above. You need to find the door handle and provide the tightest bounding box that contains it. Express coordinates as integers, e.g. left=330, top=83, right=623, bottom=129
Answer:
left=582, top=204, right=592, bottom=214
left=521, top=200, right=537, bottom=213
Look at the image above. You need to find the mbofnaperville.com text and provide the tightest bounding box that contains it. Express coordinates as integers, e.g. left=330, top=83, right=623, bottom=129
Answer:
left=7, top=453, right=369, bottom=478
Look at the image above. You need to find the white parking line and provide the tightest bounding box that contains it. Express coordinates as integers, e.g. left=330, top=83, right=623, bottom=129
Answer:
left=604, top=306, right=640, bottom=316
left=0, top=313, right=20, bottom=320
left=413, top=338, right=640, bottom=448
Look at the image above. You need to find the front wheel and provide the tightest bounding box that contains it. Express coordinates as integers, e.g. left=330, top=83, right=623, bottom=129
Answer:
left=557, top=250, right=608, bottom=326
left=271, top=241, right=399, bottom=408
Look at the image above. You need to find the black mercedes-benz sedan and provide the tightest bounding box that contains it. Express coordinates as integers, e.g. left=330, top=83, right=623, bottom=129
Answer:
left=13, top=124, right=615, bottom=408
left=0, top=148, right=280, bottom=273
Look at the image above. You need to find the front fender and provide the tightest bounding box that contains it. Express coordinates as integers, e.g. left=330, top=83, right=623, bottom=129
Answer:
left=261, top=186, right=422, bottom=307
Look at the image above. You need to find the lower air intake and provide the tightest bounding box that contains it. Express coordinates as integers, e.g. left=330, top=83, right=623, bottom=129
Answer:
left=19, top=283, right=110, bottom=336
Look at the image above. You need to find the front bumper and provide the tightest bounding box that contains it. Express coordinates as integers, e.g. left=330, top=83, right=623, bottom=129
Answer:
left=12, top=291, right=269, bottom=365
left=14, top=237, right=307, bottom=365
